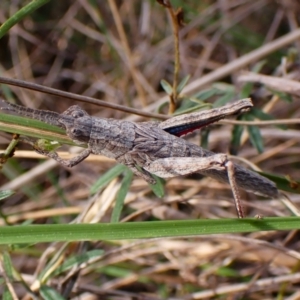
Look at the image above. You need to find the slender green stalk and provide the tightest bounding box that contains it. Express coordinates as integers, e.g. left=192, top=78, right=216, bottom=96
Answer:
left=0, top=0, right=51, bottom=39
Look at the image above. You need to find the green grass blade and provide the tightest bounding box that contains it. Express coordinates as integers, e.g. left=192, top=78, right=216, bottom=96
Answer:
left=258, top=172, right=300, bottom=194
left=251, top=107, right=287, bottom=130
left=40, top=285, right=66, bottom=300
left=0, top=217, right=299, bottom=244
left=0, top=190, right=14, bottom=201
left=0, top=0, right=51, bottom=39
left=3, top=251, right=14, bottom=281
left=177, top=75, right=190, bottom=93
left=111, top=169, right=133, bottom=223
left=90, top=164, right=127, bottom=194
left=51, top=249, right=104, bottom=277
left=230, top=123, right=244, bottom=155
left=244, top=114, right=264, bottom=153
left=3, top=288, right=14, bottom=300
left=0, top=113, right=73, bottom=145
left=149, top=175, right=165, bottom=198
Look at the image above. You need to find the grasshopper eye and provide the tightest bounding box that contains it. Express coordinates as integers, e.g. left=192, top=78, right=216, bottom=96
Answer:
left=69, top=127, right=89, bottom=143
left=71, top=128, right=82, bottom=136
left=72, top=111, right=84, bottom=118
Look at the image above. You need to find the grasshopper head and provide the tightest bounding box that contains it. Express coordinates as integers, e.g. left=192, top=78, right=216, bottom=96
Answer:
left=58, top=105, right=92, bottom=144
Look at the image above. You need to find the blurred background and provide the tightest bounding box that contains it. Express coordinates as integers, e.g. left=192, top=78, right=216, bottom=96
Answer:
left=0, top=0, right=300, bottom=299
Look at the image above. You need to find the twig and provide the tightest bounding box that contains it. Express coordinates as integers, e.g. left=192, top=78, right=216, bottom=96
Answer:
left=128, top=28, right=300, bottom=121
left=238, top=72, right=300, bottom=97
left=108, top=0, right=147, bottom=107
left=0, top=76, right=167, bottom=120
left=161, top=0, right=182, bottom=113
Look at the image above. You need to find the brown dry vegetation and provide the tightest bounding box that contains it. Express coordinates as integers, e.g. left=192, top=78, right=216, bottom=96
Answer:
left=1, top=0, right=300, bottom=299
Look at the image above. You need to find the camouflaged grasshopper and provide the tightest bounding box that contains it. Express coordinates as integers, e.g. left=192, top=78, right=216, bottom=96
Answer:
left=1, top=98, right=278, bottom=217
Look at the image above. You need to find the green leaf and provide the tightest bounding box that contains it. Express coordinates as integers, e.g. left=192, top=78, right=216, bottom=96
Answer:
left=177, top=75, right=190, bottom=93
left=230, top=123, right=244, bottom=155
left=213, top=90, right=236, bottom=107
left=244, top=114, right=264, bottom=153
left=40, top=285, right=66, bottom=300
left=160, top=79, right=173, bottom=95
left=35, top=139, right=62, bottom=152
left=251, top=107, right=287, bottom=130
left=200, top=128, right=209, bottom=149
left=251, top=60, right=267, bottom=73
left=268, top=89, right=293, bottom=102
left=187, top=96, right=208, bottom=105
left=257, top=172, right=300, bottom=194
left=90, top=164, right=127, bottom=194
left=111, top=168, right=133, bottom=223
left=250, top=107, right=273, bottom=120
left=0, top=190, right=14, bottom=201
left=52, top=250, right=104, bottom=276
left=149, top=174, right=165, bottom=198
left=216, top=266, right=239, bottom=277
left=194, top=88, right=218, bottom=101
left=3, top=288, right=14, bottom=300
left=247, top=125, right=264, bottom=153
left=212, top=82, right=235, bottom=94
left=98, top=265, right=132, bottom=277
left=240, top=81, right=253, bottom=98
left=3, top=251, right=14, bottom=281
left=156, top=100, right=169, bottom=114
left=2, top=252, right=16, bottom=299
left=173, top=103, right=211, bottom=116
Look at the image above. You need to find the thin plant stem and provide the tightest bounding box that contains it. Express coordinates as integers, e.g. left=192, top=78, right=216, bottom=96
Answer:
left=108, top=0, right=147, bottom=107
left=0, top=0, right=50, bottom=39
left=164, top=0, right=181, bottom=114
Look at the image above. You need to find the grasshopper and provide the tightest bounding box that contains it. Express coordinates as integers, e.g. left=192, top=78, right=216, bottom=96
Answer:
left=1, top=98, right=278, bottom=217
